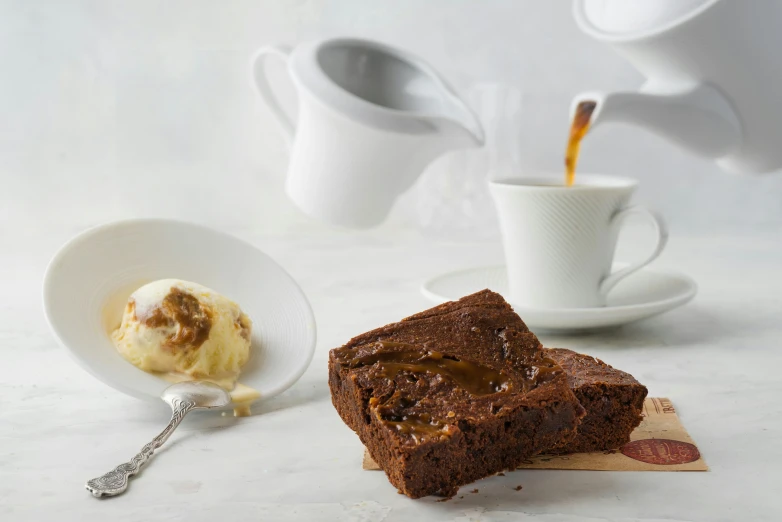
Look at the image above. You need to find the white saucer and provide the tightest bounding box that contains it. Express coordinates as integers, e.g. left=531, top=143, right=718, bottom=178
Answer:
left=43, top=219, right=317, bottom=405
left=421, top=265, right=697, bottom=332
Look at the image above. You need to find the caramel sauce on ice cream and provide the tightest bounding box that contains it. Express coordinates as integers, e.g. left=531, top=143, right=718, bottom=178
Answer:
left=135, top=287, right=213, bottom=351
left=111, top=279, right=259, bottom=416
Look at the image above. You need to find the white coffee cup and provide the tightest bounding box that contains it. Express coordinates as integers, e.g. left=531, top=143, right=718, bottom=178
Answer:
left=489, top=175, right=668, bottom=308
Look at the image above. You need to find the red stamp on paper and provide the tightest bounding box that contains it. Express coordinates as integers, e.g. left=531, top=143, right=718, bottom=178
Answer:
left=621, top=439, right=700, bottom=465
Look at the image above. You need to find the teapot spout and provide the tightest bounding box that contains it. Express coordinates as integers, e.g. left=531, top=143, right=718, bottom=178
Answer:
left=573, top=83, right=741, bottom=159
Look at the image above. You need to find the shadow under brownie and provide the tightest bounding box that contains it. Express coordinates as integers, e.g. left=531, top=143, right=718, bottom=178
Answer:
left=328, top=290, right=585, bottom=498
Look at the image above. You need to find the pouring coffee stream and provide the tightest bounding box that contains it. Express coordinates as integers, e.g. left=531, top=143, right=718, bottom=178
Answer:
left=565, top=100, right=597, bottom=187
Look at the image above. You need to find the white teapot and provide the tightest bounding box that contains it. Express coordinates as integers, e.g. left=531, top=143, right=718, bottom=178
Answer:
left=252, top=38, right=484, bottom=228
left=572, top=0, right=782, bottom=174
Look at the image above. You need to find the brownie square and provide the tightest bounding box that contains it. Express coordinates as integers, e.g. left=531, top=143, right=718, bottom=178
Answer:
left=329, top=290, right=585, bottom=498
left=546, top=348, right=648, bottom=454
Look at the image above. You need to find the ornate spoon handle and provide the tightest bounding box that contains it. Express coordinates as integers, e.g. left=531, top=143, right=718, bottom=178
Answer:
left=85, top=398, right=196, bottom=497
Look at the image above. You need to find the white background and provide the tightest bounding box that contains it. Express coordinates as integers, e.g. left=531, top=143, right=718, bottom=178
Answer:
left=3, top=3, right=782, bottom=520
left=2, top=0, right=782, bottom=238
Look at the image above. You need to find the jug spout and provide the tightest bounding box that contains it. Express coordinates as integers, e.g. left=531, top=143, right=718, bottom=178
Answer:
left=573, top=83, right=741, bottom=159
left=428, top=118, right=484, bottom=157
left=427, top=97, right=486, bottom=152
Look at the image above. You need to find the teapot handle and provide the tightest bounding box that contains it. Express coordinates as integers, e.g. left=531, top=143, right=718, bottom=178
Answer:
left=251, top=45, right=295, bottom=147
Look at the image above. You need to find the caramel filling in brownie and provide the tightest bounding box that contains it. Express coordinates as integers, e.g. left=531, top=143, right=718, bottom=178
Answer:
left=333, top=342, right=564, bottom=445
left=329, top=290, right=584, bottom=498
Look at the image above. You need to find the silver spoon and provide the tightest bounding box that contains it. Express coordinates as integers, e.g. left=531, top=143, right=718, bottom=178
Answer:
left=85, top=381, right=231, bottom=498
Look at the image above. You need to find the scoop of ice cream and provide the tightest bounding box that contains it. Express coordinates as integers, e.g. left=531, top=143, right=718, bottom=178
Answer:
left=112, top=279, right=252, bottom=389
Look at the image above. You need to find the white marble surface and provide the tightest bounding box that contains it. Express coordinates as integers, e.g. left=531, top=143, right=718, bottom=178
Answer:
left=3, top=223, right=782, bottom=521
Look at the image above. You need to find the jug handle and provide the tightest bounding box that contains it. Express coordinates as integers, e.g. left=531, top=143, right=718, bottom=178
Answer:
left=251, top=45, right=295, bottom=147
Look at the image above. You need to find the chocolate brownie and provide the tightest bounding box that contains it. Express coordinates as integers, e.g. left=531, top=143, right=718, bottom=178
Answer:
left=329, top=290, right=585, bottom=498
left=546, top=348, right=647, bottom=454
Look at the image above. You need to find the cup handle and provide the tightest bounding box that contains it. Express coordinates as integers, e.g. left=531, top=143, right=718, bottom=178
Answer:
left=599, top=205, right=669, bottom=299
left=251, top=45, right=295, bottom=147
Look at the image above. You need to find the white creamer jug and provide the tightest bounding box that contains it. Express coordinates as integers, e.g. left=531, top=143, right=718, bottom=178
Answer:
left=252, top=38, right=484, bottom=228
left=572, top=0, right=782, bottom=174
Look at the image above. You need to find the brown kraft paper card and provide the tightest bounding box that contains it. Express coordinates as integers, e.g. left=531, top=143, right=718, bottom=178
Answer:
left=362, top=397, right=708, bottom=472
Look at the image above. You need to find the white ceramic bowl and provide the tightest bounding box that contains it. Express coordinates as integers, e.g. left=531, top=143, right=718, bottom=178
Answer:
left=43, top=219, right=317, bottom=404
